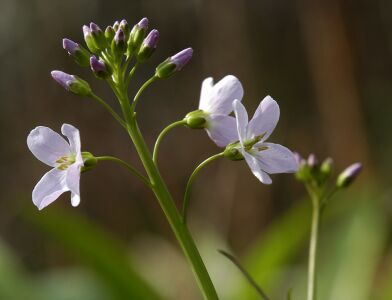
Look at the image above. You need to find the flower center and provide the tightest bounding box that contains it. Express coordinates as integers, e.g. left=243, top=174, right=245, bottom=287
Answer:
left=56, top=155, right=76, bottom=170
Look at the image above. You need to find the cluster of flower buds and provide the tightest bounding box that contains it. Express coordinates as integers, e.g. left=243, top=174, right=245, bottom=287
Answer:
left=52, top=17, right=193, bottom=95
left=295, top=153, right=362, bottom=189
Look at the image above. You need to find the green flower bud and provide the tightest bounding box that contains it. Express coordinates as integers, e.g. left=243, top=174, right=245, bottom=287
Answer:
left=320, top=157, right=333, bottom=179
left=128, top=18, right=149, bottom=55
left=81, top=152, right=98, bottom=172
left=51, top=71, right=92, bottom=96
left=89, top=22, right=107, bottom=51
left=336, top=163, right=362, bottom=189
left=223, top=143, right=244, bottom=161
left=105, top=26, right=115, bottom=44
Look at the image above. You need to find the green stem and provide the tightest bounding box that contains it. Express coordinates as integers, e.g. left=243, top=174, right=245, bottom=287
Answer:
left=306, top=183, right=320, bottom=300
left=114, top=80, right=219, bottom=300
left=96, top=156, right=150, bottom=187
left=126, top=61, right=139, bottom=87
left=182, top=153, right=224, bottom=224
left=90, top=93, right=126, bottom=129
left=130, top=75, right=158, bottom=112
left=153, top=120, right=186, bottom=165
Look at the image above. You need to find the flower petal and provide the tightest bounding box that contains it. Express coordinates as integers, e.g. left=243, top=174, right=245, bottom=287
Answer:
left=32, top=168, right=69, bottom=210
left=199, top=75, right=244, bottom=115
left=254, top=143, right=299, bottom=174
left=247, top=96, right=280, bottom=141
left=71, top=192, right=81, bottom=207
left=233, top=99, right=248, bottom=145
left=61, top=124, right=81, bottom=155
left=66, top=162, right=82, bottom=197
left=205, top=115, right=238, bottom=147
left=27, top=126, right=71, bottom=167
left=243, top=152, right=272, bottom=184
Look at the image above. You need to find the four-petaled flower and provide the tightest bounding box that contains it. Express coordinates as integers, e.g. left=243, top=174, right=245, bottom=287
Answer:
left=27, top=124, right=84, bottom=210
left=232, top=97, right=298, bottom=184
left=197, top=75, right=243, bottom=147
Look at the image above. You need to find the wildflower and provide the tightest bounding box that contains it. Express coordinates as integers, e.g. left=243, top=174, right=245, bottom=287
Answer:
left=51, top=70, right=91, bottom=96
left=27, top=124, right=84, bottom=210
left=62, top=38, right=90, bottom=67
left=155, top=48, right=193, bottom=78
left=185, top=75, right=243, bottom=147
left=137, top=29, right=159, bottom=62
left=228, top=98, right=298, bottom=184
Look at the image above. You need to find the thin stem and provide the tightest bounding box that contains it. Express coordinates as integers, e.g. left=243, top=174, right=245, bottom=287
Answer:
left=126, top=61, right=139, bottom=87
left=153, top=120, right=186, bottom=165
left=90, top=93, right=126, bottom=129
left=96, top=156, right=150, bottom=187
left=114, top=81, right=219, bottom=299
left=306, top=183, right=320, bottom=300
left=131, top=75, right=158, bottom=112
left=182, top=153, right=224, bottom=224
left=218, top=250, right=270, bottom=300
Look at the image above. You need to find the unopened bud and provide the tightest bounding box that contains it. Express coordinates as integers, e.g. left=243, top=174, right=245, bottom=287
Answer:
left=83, top=25, right=99, bottom=53
left=105, top=26, right=115, bottom=43
left=336, top=163, right=362, bottom=189
left=128, top=17, right=149, bottom=54
left=184, top=110, right=207, bottom=129
left=137, top=29, right=159, bottom=62
left=113, top=21, right=120, bottom=31
left=223, top=143, right=244, bottom=161
left=81, top=152, right=97, bottom=172
left=307, top=153, right=318, bottom=169
left=155, top=48, right=193, bottom=78
left=119, top=19, right=130, bottom=40
left=112, top=28, right=127, bottom=55
left=62, top=38, right=90, bottom=67
left=89, top=22, right=107, bottom=50
left=90, top=56, right=111, bottom=79
left=320, top=157, right=333, bottom=178
left=51, top=70, right=91, bottom=96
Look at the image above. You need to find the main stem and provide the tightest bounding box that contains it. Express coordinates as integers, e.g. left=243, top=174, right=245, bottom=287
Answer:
left=307, top=189, right=320, bottom=300
left=116, top=84, right=218, bottom=300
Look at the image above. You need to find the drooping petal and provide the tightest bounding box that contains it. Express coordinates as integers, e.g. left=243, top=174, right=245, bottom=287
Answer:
left=254, top=143, right=299, bottom=174
left=27, top=126, right=71, bottom=167
left=233, top=100, right=248, bottom=145
left=199, top=75, right=244, bottom=115
left=247, top=96, right=280, bottom=141
left=205, top=115, right=238, bottom=147
left=71, top=192, right=81, bottom=207
left=243, top=152, right=272, bottom=184
left=65, top=162, right=81, bottom=198
left=32, top=168, right=69, bottom=210
left=61, top=124, right=81, bottom=155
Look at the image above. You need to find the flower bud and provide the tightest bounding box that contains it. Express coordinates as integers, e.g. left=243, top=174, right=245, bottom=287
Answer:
left=155, top=48, right=193, bottom=79
left=137, top=29, right=159, bottom=62
left=105, top=26, right=115, bottom=43
left=89, top=22, right=107, bottom=50
left=128, top=17, right=149, bottom=54
left=112, top=28, right=127, bottom=55
left=223, top=143, right=244, bottom=161
left=336, top=162, right=362, bottom=189
left=320, top=157, right=333, bottom=178
left=62, top=38, right=90, bottom=67
left=184, top=110, right=207, bottom=129
left=307, top=153, right=318, bottom=169
left=113, top=20, right=120, bottom=31
left=293, top=152, right=311, bottom=182
left=119, top=19, right=130, bottom=40
left=51, top=70, right=92, bottom=96
left=83, top=25, right=99, bottom=53
left=90, top=56, right=111, bottom=79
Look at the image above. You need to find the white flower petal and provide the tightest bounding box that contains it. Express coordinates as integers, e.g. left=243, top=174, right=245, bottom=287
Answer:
left=27, top=126, right=70, bottom=167
left=32, top=168, right=69, bottom=210
left=199, top=75, right=244, bottom=115
left=61, top=124, right=81, bottom=155
left=205, top=115, right=238, bottom=147
left=255, top=143, right=299, bottom=174
left=199, top=77, right=214, bottom=111
left=243, top=152, right=272, bottom=184
left=71, top=192, right=81, bottom=207
left=247, top=96, right=280, bottom=141
left=233, top=100, right=248, bottom=145
left=66, top=162, right=81, bottom=196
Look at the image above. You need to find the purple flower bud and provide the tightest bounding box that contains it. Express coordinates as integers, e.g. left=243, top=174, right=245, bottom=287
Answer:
left=83, top=25, right=91, bottom=38
left=89, top=22, right=101, bottom=33
left=138, top=17, right=149, bottom=30
left=51, top=70, right=91, bottom=95
left=337, top=162, right=363, bottom=188
left=63, top=38, right=80, bottom=55
left=143, top=29, right=159, bottom=49
left=307, top=153, right=318, bottom=168
left=51, top=70, right=75, bottom=90
left=114, top=28, right=125, bottom=44
left=170, top=47, right=193, bottom=70
left=90, top=56, right=110, bottom=78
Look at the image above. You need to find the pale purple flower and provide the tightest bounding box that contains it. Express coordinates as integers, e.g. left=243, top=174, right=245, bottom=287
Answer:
left=63, top=38, right=80, bottom=55
left=143, top=29, right=159, bottom=49
left=114, top=28, right=125, bottom=44
left=27, top=124, right=84, bottom=210
left=198, top=75, right=244, bottom=147
left=138, top=17, right=149, bottom=30
left=232, top=97, right=298, bottom=184
left=170, top=48, right=193, bottom=71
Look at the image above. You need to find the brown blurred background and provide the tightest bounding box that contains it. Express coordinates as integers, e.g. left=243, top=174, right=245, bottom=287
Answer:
left=0, top=0, right=391, bottom=299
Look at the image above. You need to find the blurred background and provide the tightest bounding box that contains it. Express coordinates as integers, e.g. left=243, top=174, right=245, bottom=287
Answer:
left=1, top=0, right=392, bottom=299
